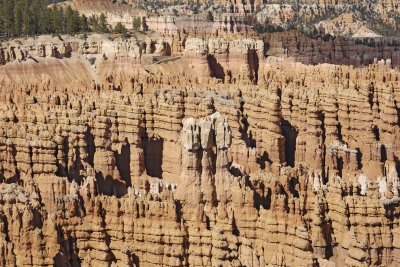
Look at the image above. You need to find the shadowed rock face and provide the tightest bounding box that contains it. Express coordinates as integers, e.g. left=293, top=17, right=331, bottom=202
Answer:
left=0, top=32, right=399, bottom=267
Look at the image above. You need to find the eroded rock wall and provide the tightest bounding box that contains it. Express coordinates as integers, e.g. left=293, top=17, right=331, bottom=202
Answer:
left=265, top=31, right=400, bottom=67
left=0, top=33, right=399, bottom=266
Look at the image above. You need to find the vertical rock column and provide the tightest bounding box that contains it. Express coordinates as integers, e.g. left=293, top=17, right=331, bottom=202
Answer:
left=199, top=119, right=216, bottom=208
left=93, top=115, right=122, bottom=195
left=215, top=115, right=232, bottom=203
left=176, top=118, right=202, bottom=204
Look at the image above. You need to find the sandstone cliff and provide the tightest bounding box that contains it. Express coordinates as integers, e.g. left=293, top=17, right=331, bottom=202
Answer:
left=265, top=31, right=400, bottom=67
left=0, top=31, right=399, bottom=266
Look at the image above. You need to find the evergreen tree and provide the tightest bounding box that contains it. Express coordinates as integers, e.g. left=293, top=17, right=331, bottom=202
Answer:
left=51, top=7, right=64, bottom=34
left=39, top=5, right=51, bottom=33
left=88, top=15, right=99, bottom=32
left=0, top=0, right=14, bottom=36
left=65, top=6, right=79, bottom=34
left=0, top=0, right=110, bottom=37
left=114, top=22, right=127, bottom=35
left=81, top=14, right=89, bottom=32
left=98, top=13, right=109, bottom=33
left=21, top=0, right=34, bottom=35
left=13, top=1, right=23, bottom=36
left=133, top=17, right=141, bottom=31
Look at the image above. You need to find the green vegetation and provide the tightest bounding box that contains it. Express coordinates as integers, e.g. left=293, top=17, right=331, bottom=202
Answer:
left=359, top=8, right=400, bottom=37
left=113, top=22, right=127, bottom=35
left=254, top=24, right=285, bottom=34
left=0, top=0, right=116, bottom=37
left=254, top=4, right=400, bottom=39
left=132, top=17, right=141, bottom=31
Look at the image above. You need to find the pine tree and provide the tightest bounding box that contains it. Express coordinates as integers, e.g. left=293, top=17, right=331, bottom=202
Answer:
left=133, top=17, right=141, bottom=31
left=88, top=15, right=99, bottom=32
left=51, top=7, right=64, bottom=34
left=13, top=0, right=23, bottom=36
left=1, top=0, right=14, bottom=36
left=65, top=6, right=76, bottom=34
left=0, top=0, right=108, bottom=37
left=37, top=0, right=50, bottom=33
left=30, top=0, right=44, bottom=35
left=114, top=22, right=127, bottom=34
left=39, top=6, right=51, bottom=33
left=81, top=14, right=89, bottom=32
left=98, top=13, right=109, bottom=33
left=21, top=0, right=34, bottom=36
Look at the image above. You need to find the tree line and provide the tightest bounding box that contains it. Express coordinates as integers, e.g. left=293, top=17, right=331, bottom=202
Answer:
left=0, top=0, right=128, bottom=37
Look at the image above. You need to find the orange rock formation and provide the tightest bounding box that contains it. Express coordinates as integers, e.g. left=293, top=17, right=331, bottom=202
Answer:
left=0, top=30, right=399, bottom=267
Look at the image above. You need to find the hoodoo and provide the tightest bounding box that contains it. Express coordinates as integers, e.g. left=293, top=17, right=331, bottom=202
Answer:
left=0, top=0, right=399, bottom=266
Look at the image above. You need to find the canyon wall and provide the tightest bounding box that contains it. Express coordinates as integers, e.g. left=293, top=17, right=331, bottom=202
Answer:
left=0, top=32, right=399, bottom=266
left=144, top=14, right=257, bottom=39
left=265, top=31, right=400, bottom=67
left=58, top=0, right=144, bottom=30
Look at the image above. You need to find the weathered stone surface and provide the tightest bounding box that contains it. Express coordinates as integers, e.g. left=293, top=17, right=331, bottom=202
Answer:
left=0, top=30, right=399, bottom=267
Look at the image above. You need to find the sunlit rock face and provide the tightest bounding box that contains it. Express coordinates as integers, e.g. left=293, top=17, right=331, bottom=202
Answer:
left=0, top=26, right=399, bottom=267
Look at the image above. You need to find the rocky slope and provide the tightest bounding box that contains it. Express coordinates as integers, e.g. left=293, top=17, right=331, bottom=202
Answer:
left=0, top=30, right=399, bottom=266
left=62, top=0, right=400, bottom=37
left=264, top=31, right=400, bottom=67
left=54, top=0, right=144, bottom=30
